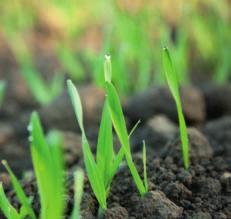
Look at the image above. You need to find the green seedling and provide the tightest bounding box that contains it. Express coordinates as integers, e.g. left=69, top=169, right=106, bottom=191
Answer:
left=104, top=55, right=148, bottom=195
left=162, top=47, right=189, bottom=169
left=1, top=160, right=36, bottom=219
left=0, top=182, right=24, bottom=219
left=0, top=182, right=32, bottom=219
left=67, top=79, right=124, bottom=216
left=0, top=112, right=87, bottom=219
left=29, top=112, right=65, bottom=219
left=71, top=169, right=84, bottom=219
left=0, top=81, right=6, bottom=106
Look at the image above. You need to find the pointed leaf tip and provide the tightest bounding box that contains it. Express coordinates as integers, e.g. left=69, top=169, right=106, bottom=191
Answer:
left=104, top=55, right=112, bottom=82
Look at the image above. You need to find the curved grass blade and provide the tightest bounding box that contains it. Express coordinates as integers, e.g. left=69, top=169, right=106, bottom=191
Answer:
left=2, top=160, right=36, bottom=219
left=67, top=80, right=107, bottom=209
left=162, top=47, right=189, bottom=169
left=0, top=81, right=6, bottom=106
left=105, top=81, right=147, bottom=195
left=30, top=112, right=66, bottom=219
left=142, top=141, right=148, bottom=192
left=0, top=183, right=20, bottom=219
left=96, top=100, right=114, bottom=188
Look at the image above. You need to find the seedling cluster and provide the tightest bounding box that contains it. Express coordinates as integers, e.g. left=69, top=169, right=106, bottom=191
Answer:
left=0, top=113, right=84, bottom=219
left=0, top=49, right=190, bottom=218
left=67, top=55, right=148, bottom=216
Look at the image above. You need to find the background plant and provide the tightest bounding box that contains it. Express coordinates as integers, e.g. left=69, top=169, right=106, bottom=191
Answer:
left=1, top=0, right=230, bottom=97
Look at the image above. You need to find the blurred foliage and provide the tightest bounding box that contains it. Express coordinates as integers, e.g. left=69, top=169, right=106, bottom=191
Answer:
left=0, top=0, right=230, bottom=98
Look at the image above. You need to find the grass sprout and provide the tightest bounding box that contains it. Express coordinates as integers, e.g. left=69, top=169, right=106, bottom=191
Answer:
left=162, top=47, right=189, bottom=169
left=67, top=80, right=124, bottom=214
left=0, top=182, right=21, bottom=219
left=2, top=160, right=36, bottom=219
left=29, top=112, right=65, bottom=219
left=142, top=141, right=148, bottom=192
left=71, top=169, right=84, bottom=219
left=0, top=112, right=87, bottom=219
left=0, top=81, right=6, bottom=106
left=104, top=56, right=148, bottom=196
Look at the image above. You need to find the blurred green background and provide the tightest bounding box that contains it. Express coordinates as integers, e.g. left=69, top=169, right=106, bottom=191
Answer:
left=0, top=0, right=230, bottom=104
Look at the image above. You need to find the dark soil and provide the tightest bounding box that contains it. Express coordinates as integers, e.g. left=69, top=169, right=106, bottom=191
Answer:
left=0, top=38, right=231, bottom=218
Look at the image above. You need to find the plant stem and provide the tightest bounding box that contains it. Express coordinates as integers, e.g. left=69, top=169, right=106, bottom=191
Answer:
left=97, top=207, right=105, bottom=219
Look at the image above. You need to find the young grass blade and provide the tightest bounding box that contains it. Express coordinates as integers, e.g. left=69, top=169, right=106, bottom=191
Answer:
left=0, top=183, right=20, bottom=219
left=128, top=120, right=141, bottom=138
left=162, top=47, right=189, bottom=169
left=2, top=160, right=36, bottom=219
left=46, top=131, right=66, bottom=219
left=67, top=80, right=84, bottom=133
left=96, top=100, right=114, bottom=188
left=30, top=112, right=66, bottom=219
left=71, top=169, right=84, bottom=219
left=0, top=81, right=6, bottom=106
left=67, top=80, right=107, bottom=209
left=105, top=81, right=147, bottom=195
left=104, top=55, right=112, bottom=83
left=142, top=141, right=148, bottom=192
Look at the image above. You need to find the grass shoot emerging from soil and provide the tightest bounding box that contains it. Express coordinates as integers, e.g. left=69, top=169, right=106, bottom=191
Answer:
left=0, top=160, right=36, bottom=219
left=67, top=55, right=149, bottom=215
left=0, top=112, right=87, bottom=219
left=67, top=79, right=124, bottom=215
left=162, top=47, right=189, bottom=169
left=104, top=55, right=148, bottom=195
left=0, top=80, right=6, bottom=106
left=29, top=112, right=66, bottom=219
left=71, top=169, right=84, bottom=219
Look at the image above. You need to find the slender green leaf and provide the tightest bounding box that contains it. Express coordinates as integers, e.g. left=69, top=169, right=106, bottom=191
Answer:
left=0, top=81, right=6, bottom=106
left=71, top=169, right=84, bottom=219
left=30, top=112, right=66, bottom=219
left=162, top=47, right=189, bottom=169
left=104, top=55, right=112, bottom=82
left=96, top=100, right=114, bottom=188
left=67, top=80, right=84, bottom=133
left=105, top=81, right=147, bottom=195
left=142, top=141, right=148, bottom=192
left=0, top=183, right=20, bottom=219
left=128, top=120, right=141, bottom=138
left=67, top=80, right=107, bottom=209
left=2, top=161, right=36, bottom=219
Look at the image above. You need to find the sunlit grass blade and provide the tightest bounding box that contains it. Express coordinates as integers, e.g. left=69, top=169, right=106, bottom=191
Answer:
left=0, top=183, right=20, bottom=219
left=67, top=80, right=107, bottom=209
left=105, top=81, right=147, bottom=195
left=29, top=112, right=66, bottom=219
left=142, top=141, right=148, bottom=192
left=104, top=55, right=112, bottom=82
left=96, top=100, right=114, bottom=188
left=2, top=160, right=36, bottom=219
left=71, top=169, right=84, bottom=219
left=46, top=131, right=66, bottom=218
left=162, top=47, right=189, bottom=169
left=0, top=80, right=6, bottom=106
